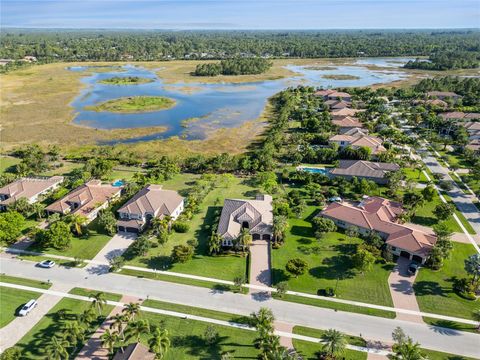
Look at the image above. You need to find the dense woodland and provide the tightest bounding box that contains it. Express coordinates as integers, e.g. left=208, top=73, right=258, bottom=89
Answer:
left=1, top=29, right=479, bottom=63
left=404, top=50, right=480, bottom=70
left=193, top=58, right=272, bottom=76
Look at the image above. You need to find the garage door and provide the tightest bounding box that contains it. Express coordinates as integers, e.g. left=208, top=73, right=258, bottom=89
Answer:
left=400, top=251, right=410, bottom=259
left=126, top=227, right=140, bottom=233
left=412, top=255, right=423, bottom=263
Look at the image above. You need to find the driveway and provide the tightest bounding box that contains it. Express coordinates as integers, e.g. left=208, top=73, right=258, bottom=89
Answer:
left=249, top=239, right=271, bottom=294
left=388, top=257, right=423, bottom=324
left=85, top=232, right=137, bottom=275
left=0, top=282, right=72, bottom=351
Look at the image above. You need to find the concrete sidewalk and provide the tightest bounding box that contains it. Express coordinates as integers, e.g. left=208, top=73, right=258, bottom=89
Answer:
left=0, top=282, right=72, bottom=352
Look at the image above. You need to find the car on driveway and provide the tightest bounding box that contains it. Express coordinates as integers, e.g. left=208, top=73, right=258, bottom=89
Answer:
left=407, top=262, right=419, bottom=275
left=18, top=299, right=38, bottom=316
left=38, top=260, right=56, bottom=268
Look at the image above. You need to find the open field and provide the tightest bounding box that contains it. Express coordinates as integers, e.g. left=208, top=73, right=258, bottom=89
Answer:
left=85, top=95, right=176, bottom=113
left=271, top=206, right=395, bottom=307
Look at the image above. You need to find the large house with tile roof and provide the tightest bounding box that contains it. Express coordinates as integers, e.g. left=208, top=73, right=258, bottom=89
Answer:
left=331, top=116, right=364, bottom=133
left=330, top=160, right=400, bottom=184
left=320, top=196, right=437, bottom=263
left=46, top=180, right=122, bottom=222
left=329, top=134, right=386, bottom=155
left=0, top=176, right=64, bottom=211
left=217, top=194, right=273, bottom=246
left=117, top=185, right=184, bottom=233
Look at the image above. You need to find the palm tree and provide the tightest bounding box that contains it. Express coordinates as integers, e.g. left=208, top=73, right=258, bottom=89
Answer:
left=67, top=214, right=88, bottom=236
left=391, top=337, right=427, bottom=360
left=101, top=329, right=118, bottom=356
left=78, top=307, right=96, bottom=325
left=110, top=313, right=126, bottom=338
left=252, top=308, right=275, bottom=350
left=64, top=321, right=85, bottom=351
left=273, top=215, right=288, bottom=242
left=122, top=302, right=141, bottom=322
left=321, top=329, right=347, bottom=358
left=31, top=202, right=45, bottom=220
left=237, top=228, right=252, bottom=252
left=127, top=319, right=150, bottom=342
left=208, top=232, right=222, bottom=255
left=89, top=292, right=107, bottom=315
left=45, top=335, right=70, bottom=360
left=149, top=328, right=170, bottom=359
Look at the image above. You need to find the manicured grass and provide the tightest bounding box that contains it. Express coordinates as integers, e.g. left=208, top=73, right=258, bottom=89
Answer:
left=85, top=96, right=176, bottom=113
left=276, top=293, right=395, bottom=319
left=136, top=310, right=259, bottom=359
left=293, top=326, right=366, bottom=347
left=0, top=156, right=20, bottom=174
left=107, top=165, right=146, bottom=181
left=0, top=274, right=52, bottom=289
left=98, top=76, right=154, bottom=85
left=271, top=206, right=395, bottom=307
left=422, top=317, right=478, bottom=333
left=293, top=340, right=367, bottom=360
left=68, top=287, right=122, bottom=302
left=125, top=175, right=258, bottom=281
left=0, top=286, right=42, bottom=328
left=422, top=348, right=478, bottom=360
left=414, top=242, right=478, bottom=320
left=28, top=219, right=112, bottom=260
left=16, top=297, right=115, bottom=359
left=441, top=192, right=476, bottom=235
left=403, top=167, right=429, bottom=183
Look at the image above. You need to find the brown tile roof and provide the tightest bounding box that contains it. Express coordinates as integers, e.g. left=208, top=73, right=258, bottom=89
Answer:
left=427, top=91, right=461, bottom=98
left=113, top=343, right=155, bottom=360
left=325, top=100, right=351, bottom=109
left=117, top=185, right=183, bottom=217
left=464, top=113, right=480, bottom=120
left=331, top=108, right=363, bottom=117
left=321, top=197, right=437, bottom=256
left=462, top=122, right=480, bottom=132
left=342, top=127, right=368, bottom=136
left=218, top=194, right=273, bottom=240
left=332, top=116, right=363, bottom=128
left=467, top=139, right=480, bottom=152
left=329, top=134, right=386, bottom=154
left=425, top=99, right=448, bottom=107
left=314, top=89, right=337, bottom=97
left=45, top=179, right=121, bottom=217
left=440, top=112, right=466, bottom=120
left=0, top=176, right=64, bottom=205
left=330, top=160, right=400, bottom=179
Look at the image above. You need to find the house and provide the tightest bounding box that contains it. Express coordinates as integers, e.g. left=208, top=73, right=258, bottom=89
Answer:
left=113, top=343, right=155, bottom=360
left=331, top=116, right=364, bottom=133
left=426, top=99, right=448, bottom=108
left=315, top=89, right=352, bottom=102
left=439, top=112, right=480, bottom=121
left=217, top=194, right=273, bottom=246
left=320, top=196, right=437, bottom=263
left=0, top=176, right=64, bottom=211
left=325, top=99, right=351, bottom=110
left=427, top=91, right=462, bottom=101
left=329, top=160, right=400, bottom=184
left=329, top=134, right=386, bottom=155
left=46, top=180, right=122, bottom=222
left=342, top=127, right=369, bottom=137
left=331, top=108, right=363, bottom=118
left=117, top=185, right=184, bottom=233
left=466, top=139, right=480, bottom=152
left=460, top=122, right=480, bottom=140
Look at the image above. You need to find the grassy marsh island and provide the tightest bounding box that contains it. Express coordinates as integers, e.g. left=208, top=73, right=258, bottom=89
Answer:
left=85, top=95, right=176, bottom=113
left=98, top=76, right=154, bottom=85
left=321, top=74, right=361, bottom=80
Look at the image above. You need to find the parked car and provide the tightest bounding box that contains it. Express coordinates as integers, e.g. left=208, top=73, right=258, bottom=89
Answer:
left=38, top=260, right=56, bottom=268
left=407, top=262, right=419, bottom=275
left=19, top=299, right=38, bottom=316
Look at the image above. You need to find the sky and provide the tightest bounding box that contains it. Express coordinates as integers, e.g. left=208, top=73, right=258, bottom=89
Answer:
left=1, top=0, right=479, bottom=30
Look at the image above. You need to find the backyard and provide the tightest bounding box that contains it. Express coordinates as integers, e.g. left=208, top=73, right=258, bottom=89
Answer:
left=271, top=206, right=395, bottom=307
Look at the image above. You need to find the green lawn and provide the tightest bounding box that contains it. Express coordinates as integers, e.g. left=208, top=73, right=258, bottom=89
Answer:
left=441, top=192, right=476, bottom=235
left=0, top=286, right=43, bottom=328
left=107, top=166, right=146, bottom=181
left=0, top=156, right=20, bottom=174
left=28, top=218, right=112, bottom=260
left=0, top=274, right=52, bottom=289
left=15, top=297, right=115, bottom=359
left=293, top=326, right=366, bottom=347
left=403, top=167, right=429, bottom=183
left=39, top=161, right=83, bottom=177
left=423, top=348, right=478, bottom=360
left=414, top=242, right=478, bottom=320
left=293, top=340, right=367, bottom=360
left=68, top=287, right=122, bottom=302
left=271, top=206, right=395, bottom=307
left=125, top=175, right=259, bottom=281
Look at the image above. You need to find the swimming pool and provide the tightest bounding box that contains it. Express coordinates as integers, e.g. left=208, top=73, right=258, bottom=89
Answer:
left=297, top=167, right=329, bottom=175
left=112, top=180, right=124, bottom=187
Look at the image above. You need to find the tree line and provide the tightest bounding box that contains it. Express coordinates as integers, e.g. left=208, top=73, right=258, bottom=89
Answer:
left=193, top=58, right=272, bottom=76
left=404, top=51, right=480, bottom=71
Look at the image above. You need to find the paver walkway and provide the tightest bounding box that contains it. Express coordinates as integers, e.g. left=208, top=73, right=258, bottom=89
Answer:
left=249, top=239, right=271, bottom=295
left=366, top=340, right=391, bottom=360
left=85, top=232, right=137, bottom=275
left=76, top=295, right=142, bottom=360
left=274, top=321, right=294, bottom=349
left=388, top=258, right=423, bottom=323
left=0, top=282, right=72, bottom=352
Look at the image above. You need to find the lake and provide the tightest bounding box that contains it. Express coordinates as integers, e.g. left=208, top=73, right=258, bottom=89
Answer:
left=69, top=58, right=412, bottom=143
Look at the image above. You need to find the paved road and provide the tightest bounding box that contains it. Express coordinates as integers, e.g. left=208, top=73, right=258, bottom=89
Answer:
left=0, top=282, right=72, bottom=351
left=1, top=258, right=479, bottom=358
left=419, top=147, right=480, bottom=240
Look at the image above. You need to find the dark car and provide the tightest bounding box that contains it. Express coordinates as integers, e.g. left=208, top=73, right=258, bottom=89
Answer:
left=407, top=262, right=419, bottom=275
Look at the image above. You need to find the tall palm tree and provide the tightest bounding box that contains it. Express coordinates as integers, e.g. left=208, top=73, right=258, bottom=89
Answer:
left=273, top=215, right=288, bottom=242
left=122, top=302, right=141, bottom=322
left=89, top=292, right=107, bottom=315
left=101, top=329, right=118, bottom=356
left=321, top=329, right=347, bottom=358
left=237, top=228, right=252, bottom=252
left=149, top=328, right=170, bottom=359
left=67, top=214, right=88, bottom=236
left=391, top=338, right=427, bottom=360
left=78, top=307, right=96, bottom=326
left=45, top=335, right=70, bottom=360
left=110, top=313, right=126, bottom=339
left=64, top=321, right=85, bottom=351
left=208, top=232, right=222, bottom=255
left=127, top=319, right=150, bottom=342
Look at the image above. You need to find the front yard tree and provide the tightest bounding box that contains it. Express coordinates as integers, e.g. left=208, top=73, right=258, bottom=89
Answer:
left=321, top=329, right=347, bottom=359
left=67, top=214, right=88, bottom=236
left=46, top=221, right=73, bottom=250
left=275, top=281, right=288, bottom=298
left=237, top=228, right=252, bottom=252
left=433, top=222, right=453, bottom=258
left=0, top=211, right=25, bottom=245
left=286, top=258, right=309, bottom=278
left=312, top=217, right=337, bottom=234
left=208, top=232, right=221, bottom=255
left=352, top=249, right=375, bottom=274
left=149, top=328, right=170, bottom=359
left=465, top=254, right=480, bottom=290
left=10, top=197, right=32, bottom=216
left=273, top=215, right=288, bottom=242
left=98, top=210, right=117, bottom=236
left=345, top=225, right=359, bottom=238
left=171, top=244, right=193, bottom=263
left=421, top=185, right=436, bottom=202
left=433, top=203, right=455, bottom=221
left=390, top=327, right=427, bottom=360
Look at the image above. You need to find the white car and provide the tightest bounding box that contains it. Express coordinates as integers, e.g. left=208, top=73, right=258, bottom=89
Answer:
left=38, top=260, right=56, bottom=268
left=19, top=299, right=38, bottom=316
